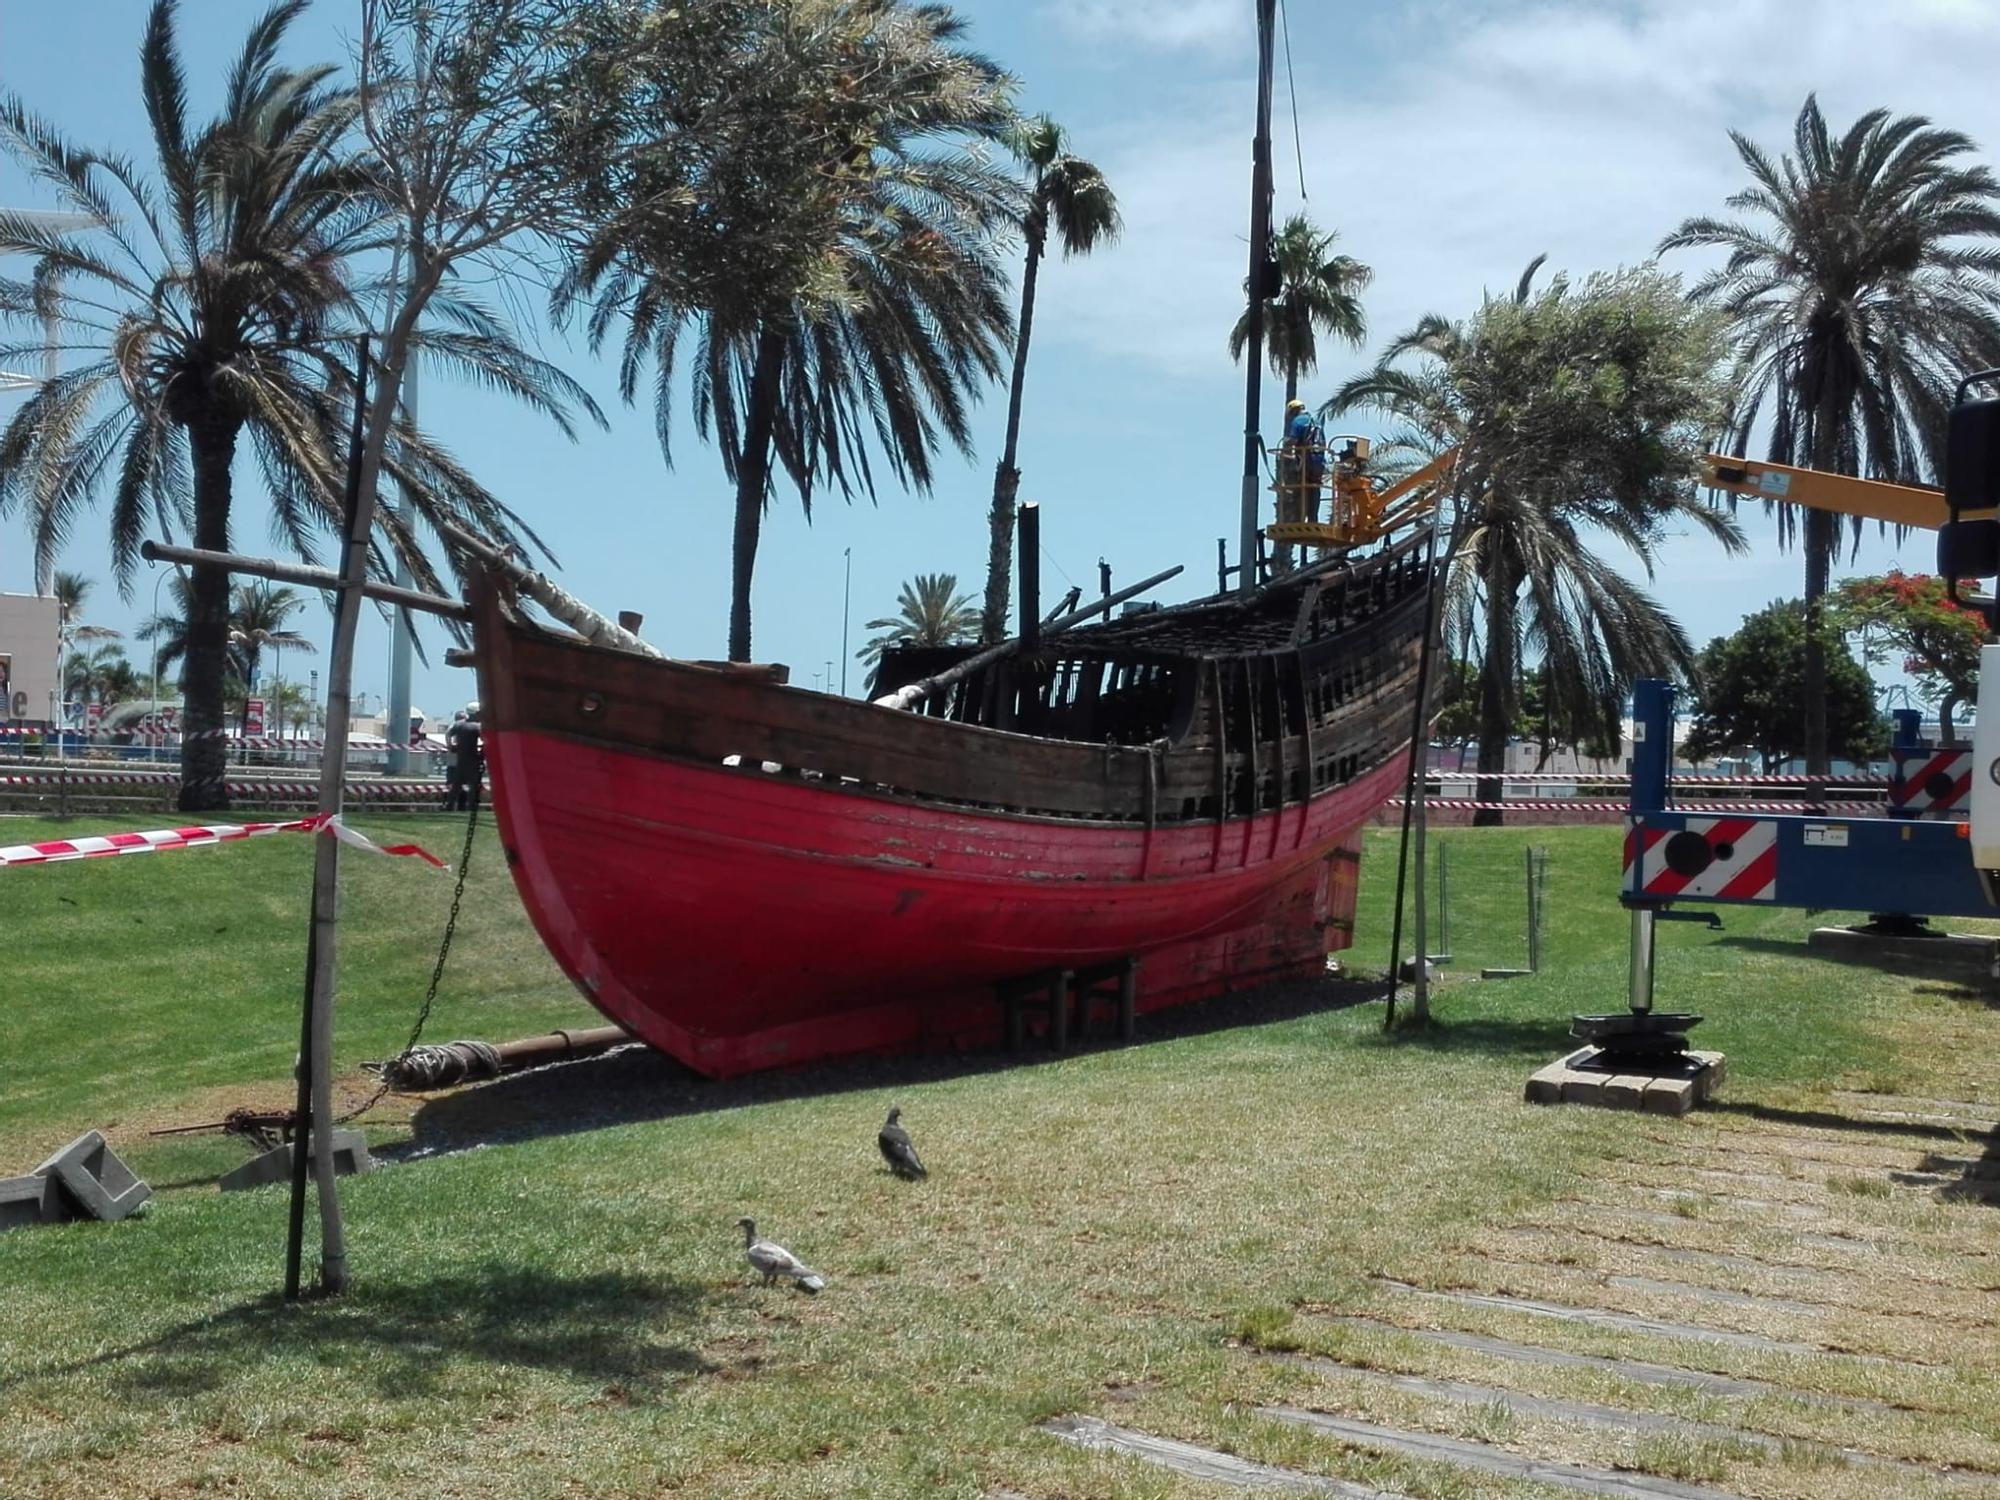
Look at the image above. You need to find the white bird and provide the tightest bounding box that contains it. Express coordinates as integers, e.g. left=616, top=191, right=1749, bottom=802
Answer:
left=737, top=1216, right=825, bottom=1292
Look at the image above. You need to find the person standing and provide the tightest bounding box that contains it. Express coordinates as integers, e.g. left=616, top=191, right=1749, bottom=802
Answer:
left=446, top=703, right=484, bottom=812
left=441, top=709, right=466, bottom=809
left=1280, top=398, right=1326, bottom=524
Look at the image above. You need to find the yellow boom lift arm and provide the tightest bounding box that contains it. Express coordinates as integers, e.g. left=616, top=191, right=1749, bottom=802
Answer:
left=1264, top=442, right=1976, bottom=552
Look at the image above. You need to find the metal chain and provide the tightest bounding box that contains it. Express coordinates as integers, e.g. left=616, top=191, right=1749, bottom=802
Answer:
left=340, top=799, right=482, bottom=1124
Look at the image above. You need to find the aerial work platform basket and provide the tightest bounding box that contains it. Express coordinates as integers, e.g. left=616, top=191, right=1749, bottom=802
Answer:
left=1264, top=436, right=1456, bottom=551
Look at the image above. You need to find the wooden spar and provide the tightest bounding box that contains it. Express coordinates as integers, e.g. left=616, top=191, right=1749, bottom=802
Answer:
left=1019, top=502, right=1041, bottom=649
left=140, top=540, right=470, bottom=621
left=873, top=564, right=1187, bottom=712
left=431, top=514, right=663, bottom=659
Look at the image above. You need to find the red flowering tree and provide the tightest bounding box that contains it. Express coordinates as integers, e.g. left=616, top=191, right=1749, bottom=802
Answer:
left=1833, top=572, right=1986, bottom=742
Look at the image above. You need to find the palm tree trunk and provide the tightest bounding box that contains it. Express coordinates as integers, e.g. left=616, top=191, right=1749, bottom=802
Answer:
left=179, top=414, right=237, bottom=813
left=1802, top=507, right=1833, bottom=778
left=1474, top=557, right=1518, bottom=828
left=982, top=225, right=1045, bottom=644
left=1801, top=394, right=1846, bottom=778
left=729, top=326, right=786, bottom=664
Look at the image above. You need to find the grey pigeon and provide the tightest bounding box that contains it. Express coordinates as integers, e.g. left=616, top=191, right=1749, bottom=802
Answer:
left=737, top=1216, right=825, bottom=1292
left=878, top=1106, right=927, bottom=1180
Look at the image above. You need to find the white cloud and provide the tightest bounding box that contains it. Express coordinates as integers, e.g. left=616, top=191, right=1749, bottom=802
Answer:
left=1040, top=0, right=1243, bottom=53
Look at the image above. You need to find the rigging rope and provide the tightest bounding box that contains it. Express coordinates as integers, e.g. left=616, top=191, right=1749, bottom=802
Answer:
left=1279, top=0, right=1307, bottom=200
left=341, top=798, right=481, bottom=1123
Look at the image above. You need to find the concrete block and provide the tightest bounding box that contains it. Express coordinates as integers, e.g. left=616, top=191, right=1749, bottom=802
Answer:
left=218, top=1130, right=375, bottom=1194
left=0, top=1173, right=75, bottom=1232
left=33, top=1131, right=150, bottom=1223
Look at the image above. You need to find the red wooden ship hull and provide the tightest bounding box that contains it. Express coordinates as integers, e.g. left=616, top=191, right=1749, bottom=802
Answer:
left=473, top=535, right=1429, bottom=1077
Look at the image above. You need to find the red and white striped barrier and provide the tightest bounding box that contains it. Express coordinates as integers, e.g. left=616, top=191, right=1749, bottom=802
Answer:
left=0, top=764, right=446, bottom=798
left=1426, top=771, right=1886, bottom=787
left=1623, top=815, right=1779, bottom=902
left=0, top=814, right=444, bottom=869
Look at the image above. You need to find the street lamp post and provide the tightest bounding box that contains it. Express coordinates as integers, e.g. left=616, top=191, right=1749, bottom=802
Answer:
left=840, top=547, right=852, bottom=696
left=147, top=566, right=175, bottom=763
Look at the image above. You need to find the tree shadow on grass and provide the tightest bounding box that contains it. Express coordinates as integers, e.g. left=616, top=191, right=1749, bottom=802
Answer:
left=22, top=1264, right=711, bottom=1402
left=392, top=971, right=1384, bottom=1160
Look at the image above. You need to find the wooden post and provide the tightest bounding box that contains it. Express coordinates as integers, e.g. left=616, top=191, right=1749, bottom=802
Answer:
left=1117, top=959, right=1137, bottom=1040
left=1019, top=502, right=1041, bottom=649
left=1435, top=840, right=1451, bottom=962
left=1049, top=968, right=1069, bottom=1050
left=1525, top=846, right=1541, bottom=974
left=286, top=335, right=377, bottom=1298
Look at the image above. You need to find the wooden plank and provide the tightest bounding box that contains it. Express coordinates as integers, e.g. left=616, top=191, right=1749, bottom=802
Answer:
left=1260, top=1407, right=1746, bottom=1500
left=1271, top=1360, right=1959, bottom=1484
left=1371, top=1279, right=1819, bottom=1354
left=1313, top=1315, right=1895, bottom=1410
left=1040, top=1415, right=1404, bottom=1497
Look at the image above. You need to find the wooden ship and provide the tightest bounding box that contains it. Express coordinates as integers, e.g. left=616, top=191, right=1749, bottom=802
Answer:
left=451, top=0, right=1445, bottom=1079
left=465, top=509, right=1435, bottom=1077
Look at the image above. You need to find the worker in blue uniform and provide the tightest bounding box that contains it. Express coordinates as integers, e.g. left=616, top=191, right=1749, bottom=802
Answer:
left=1279, top=398, right=1325, bottom=524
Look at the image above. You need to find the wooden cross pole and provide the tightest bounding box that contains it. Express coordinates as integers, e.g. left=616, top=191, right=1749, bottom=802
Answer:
left=284, top=335, right=373, bottom=1298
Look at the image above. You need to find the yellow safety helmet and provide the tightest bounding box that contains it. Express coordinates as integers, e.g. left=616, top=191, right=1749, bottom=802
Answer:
left=1286, top=398, right=1306, bottom=411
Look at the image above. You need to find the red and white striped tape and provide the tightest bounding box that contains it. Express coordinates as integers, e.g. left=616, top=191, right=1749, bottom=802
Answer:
left=1392, top=797, right=1880, bottom=814
left=0, top=814, right=444, bottom=870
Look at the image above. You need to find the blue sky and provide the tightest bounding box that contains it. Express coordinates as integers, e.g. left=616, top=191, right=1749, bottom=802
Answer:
left=3, top=0, right=1997, bottom=718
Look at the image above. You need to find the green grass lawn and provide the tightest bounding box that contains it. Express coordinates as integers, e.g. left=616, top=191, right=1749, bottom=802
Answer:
left=1, top=815, right=1997, bottom=1499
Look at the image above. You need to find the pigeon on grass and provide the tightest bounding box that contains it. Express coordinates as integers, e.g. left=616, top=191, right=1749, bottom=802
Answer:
left=736, top=1217, right=825, bottom=1292
left=877, top=1106, right=927, bottom=1181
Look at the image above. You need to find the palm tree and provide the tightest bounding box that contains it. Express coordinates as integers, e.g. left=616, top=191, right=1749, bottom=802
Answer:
left=64, top=642, right=140, bottom=705
left=0, top=0, right=596, bottom=809
left=1328, top=260, right=1746, bottom=823
left=135, top=577, right=311, bottom=699
left=53, top=570, right=119, bottom=641
left=978, top=115, right=1119, bottom=643
left=226, top=582, right=315, bottom=731
left=135, top=573, right=196, bottom=686
left=1660, top=95, right=2000, bottom=774
left=1229, top=212, right=1371, bottom=409
left=563, top=0, right=1018, bottom=664
left=859, top=572, right=980, bottom=666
